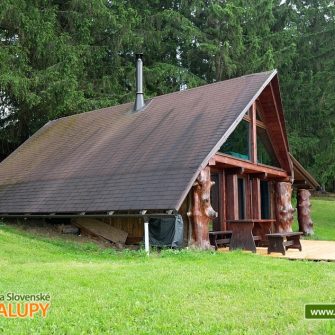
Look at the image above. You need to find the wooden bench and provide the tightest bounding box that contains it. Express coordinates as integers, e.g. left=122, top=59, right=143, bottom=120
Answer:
left=266, top=232, right=303, bottom=255
left=209, top=230, right=232, bottom=250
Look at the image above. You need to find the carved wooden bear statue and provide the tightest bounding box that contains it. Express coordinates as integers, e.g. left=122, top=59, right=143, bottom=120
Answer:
left=275, top=182, right=295, bottom=232
left=297, top=189, right=314, bottom=235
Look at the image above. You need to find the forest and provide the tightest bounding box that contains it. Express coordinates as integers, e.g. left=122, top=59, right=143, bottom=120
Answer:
left=0, top=0, right=334, bottom=190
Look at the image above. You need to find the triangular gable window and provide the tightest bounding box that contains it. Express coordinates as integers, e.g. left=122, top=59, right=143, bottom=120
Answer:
left=218, top=119, right=250, bottom=160
left=217, top=105, right=282, bottom=168
left=257, top=127, right=280, bottom=167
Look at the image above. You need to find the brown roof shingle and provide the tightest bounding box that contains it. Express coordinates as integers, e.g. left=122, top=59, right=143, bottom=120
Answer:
left=0, top=70, right=276, bottom=213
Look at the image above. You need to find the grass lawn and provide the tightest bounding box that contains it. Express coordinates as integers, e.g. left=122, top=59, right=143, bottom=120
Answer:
left=0, top=224, right=335, bottom=335
left=293, top=197, right=335, bottom=240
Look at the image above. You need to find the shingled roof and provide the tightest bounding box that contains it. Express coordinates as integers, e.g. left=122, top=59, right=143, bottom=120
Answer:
left=0, top=70, right=278, bottom=214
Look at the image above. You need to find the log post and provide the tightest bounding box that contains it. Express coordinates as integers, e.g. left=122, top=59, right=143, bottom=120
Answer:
left=274, top=182, right=295, bottom=232
left=187, top=166, right=217, bottom=249
left=297, top=189, right=314, bottom=235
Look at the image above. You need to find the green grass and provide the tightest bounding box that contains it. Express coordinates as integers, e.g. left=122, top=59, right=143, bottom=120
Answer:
left=293, top=197, right=335, bottom=240
left=0, top=225, right=335, bottom=335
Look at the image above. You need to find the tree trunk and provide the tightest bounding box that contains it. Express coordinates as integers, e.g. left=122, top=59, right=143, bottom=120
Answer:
left=188, top=166, right=217, bottom=249
left=275, top=182, right=295, bottom=232
left=297, top=189, right=314, bottom=235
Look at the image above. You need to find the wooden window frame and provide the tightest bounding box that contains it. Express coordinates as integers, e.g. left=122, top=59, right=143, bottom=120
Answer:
left=237, top=176, right=248, bottom=220
left=242, top=100, right=281, bottom=169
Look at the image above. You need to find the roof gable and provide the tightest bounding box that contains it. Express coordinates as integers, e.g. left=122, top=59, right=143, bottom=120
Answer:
left=212, top=72, right=292, bottom=175
left=256, top=75, right=292, bottom=173
left=0, top=70, right=281, bottom=214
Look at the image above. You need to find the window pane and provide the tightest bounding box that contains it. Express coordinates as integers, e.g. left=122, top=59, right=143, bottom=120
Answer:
left=257, top=127, right=280, bottom=167
left=238, top=178, right=246, bottom=219
left=219, top=120, right=250, bottom=160
left=260, top=181, right=270, bottom=219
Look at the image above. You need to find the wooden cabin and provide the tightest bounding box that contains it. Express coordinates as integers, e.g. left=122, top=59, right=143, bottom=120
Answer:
left=0, top=57, right=318, bottom=250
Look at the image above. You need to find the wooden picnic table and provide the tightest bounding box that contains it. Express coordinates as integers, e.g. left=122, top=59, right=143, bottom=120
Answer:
left=266, top=232, right=303, bottom=255
left=227, top=219, right=276, bottom=253
left=209, top=230, right=232, bottom=250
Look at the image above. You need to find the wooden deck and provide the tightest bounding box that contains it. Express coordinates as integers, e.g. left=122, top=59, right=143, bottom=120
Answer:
left=219, top=240, right=335, bottom=262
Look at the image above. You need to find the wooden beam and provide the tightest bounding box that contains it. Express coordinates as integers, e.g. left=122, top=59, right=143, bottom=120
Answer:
left=208, top=157, right=216, bottom=166
left=214, top=154, right=288, bottom=178
left=250, top=172, right=268, bottom=180
left=225, top=167, right=245, bottom=175
left=257, top=87, right=291, bottom=174
left=269, top=83, right=288, bottom=153
left=293, top=180, right=314, bottom=189
left=294, top=184, right=313, bottom=190
left=293, top=180, right=307, bottom=186
left=250, top=102, right=257, bottom=163
left=243, top=114, right=266, bottom=129
left=267, top=83, right=291, bottom=174
left=256, top=120, right=266, bottom=129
